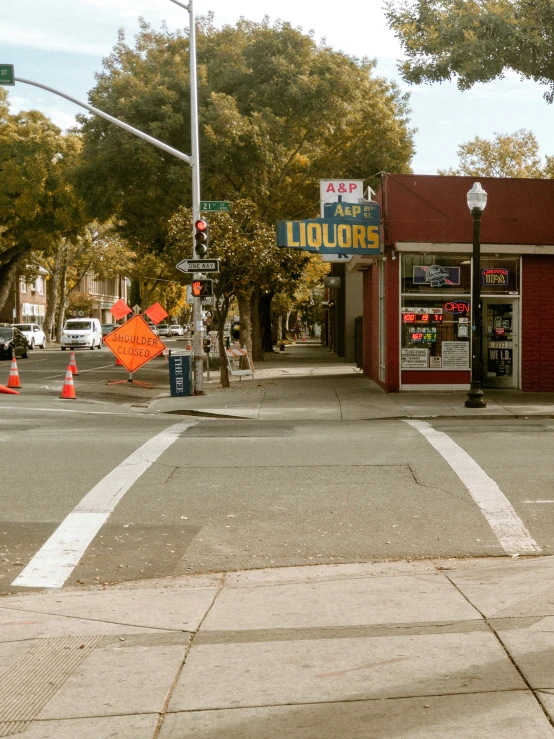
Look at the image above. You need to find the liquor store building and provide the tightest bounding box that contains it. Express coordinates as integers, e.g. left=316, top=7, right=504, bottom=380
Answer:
left=362, top=174, right=554, bottom=392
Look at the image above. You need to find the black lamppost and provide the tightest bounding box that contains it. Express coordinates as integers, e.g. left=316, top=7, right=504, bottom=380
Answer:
left=465, top=182, right=488, bottom=409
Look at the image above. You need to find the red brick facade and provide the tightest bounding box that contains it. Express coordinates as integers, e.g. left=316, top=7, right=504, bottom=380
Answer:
left=363, top=174, right=554, bottom=392
left=521, top=256, right=554, bottom=391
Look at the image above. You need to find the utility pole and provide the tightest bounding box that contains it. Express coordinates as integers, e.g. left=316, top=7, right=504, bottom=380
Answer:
left=170, top=0, right=204, bottom=394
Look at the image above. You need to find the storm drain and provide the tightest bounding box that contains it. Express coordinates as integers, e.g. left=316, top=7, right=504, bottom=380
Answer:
left=0, top=636, right=102, bottom=736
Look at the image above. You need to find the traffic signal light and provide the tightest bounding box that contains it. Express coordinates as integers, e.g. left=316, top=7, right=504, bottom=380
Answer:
left=191, top=279, right=213, bottom=298
left=194, top=219, right=209, bottom=258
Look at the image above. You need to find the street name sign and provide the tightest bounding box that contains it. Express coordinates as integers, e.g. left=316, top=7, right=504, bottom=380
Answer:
left=200, top=201, right=230, bottom=212
left=0, top=65, right=14, bottom=85
left=324, top=201, right=380, bottom=222
left=176, top=259, right=220, bottom=273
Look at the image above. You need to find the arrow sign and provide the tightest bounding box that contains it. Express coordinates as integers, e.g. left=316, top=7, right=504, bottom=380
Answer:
left=176, top=259, right=220, bottom=273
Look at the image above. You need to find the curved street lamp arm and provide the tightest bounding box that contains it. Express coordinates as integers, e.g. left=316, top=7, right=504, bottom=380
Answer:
left=14, top=77, right=192, bottom=166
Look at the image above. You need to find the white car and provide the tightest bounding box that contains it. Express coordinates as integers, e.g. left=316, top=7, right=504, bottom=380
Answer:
left=169, top=324, right=184, bottom=336
left=12, top=323, right=47, bottom=349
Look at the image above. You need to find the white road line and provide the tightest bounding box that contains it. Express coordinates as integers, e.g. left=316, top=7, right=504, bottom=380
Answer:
left=12, top=420, right=196, bottom=589
left=405, top=420, right=541, bottom=556
left=0, top=405, right=153, bottom=417
left=523, top=500, right=554, bottom=504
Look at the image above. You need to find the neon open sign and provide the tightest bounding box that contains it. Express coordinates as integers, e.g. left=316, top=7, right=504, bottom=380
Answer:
left=444, top=301, right=470, bottom=315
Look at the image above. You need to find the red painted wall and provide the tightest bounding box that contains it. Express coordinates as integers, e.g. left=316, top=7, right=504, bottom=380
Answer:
left=385, top=257, right=400, bottom=391
left=521, top=256, right=554, bottom=391
left=379, top=174, right=554, bottom=246
left=401, top=371, right=470, bottom=385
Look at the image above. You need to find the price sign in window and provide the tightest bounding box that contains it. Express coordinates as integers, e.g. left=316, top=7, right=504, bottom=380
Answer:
left=401, top=301, right=470, bottom=369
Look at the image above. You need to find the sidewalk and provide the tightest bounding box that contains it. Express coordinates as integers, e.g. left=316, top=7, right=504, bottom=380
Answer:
left=150, top=341, right=554, bottom=420
left=3, top=555, right=554, bottom=737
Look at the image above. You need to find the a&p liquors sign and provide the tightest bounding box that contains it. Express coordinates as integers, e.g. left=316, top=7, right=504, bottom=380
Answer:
left=319, top=180, right=364, bottom=217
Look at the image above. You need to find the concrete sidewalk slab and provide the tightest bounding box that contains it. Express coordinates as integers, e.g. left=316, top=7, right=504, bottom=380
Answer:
left=37, top=642, right=187, bottom=720
left=16, top=714, right=158, bottom=739
left=160, top=692, right=554, bottom=739
left=201, top=573, right=481, bottom=631
left=0, top=607, right=165, bottom=642
left=1, top=585, right=219, bottom=631
left=445, top=556, right=554, bottom=618
left=168, top=631, right=524, bottom=711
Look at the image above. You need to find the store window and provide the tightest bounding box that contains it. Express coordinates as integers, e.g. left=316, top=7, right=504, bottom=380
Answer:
left=401, top=297, right=471, bottom=370
left=402, top=255, right=471, bottom=294
left=480, top=257, right=519, bottom=295
left=401, top=255, right=471, bottom=370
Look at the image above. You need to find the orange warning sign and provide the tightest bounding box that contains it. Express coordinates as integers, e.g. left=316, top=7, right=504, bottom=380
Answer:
left=104, top=314, right=166, bottom=373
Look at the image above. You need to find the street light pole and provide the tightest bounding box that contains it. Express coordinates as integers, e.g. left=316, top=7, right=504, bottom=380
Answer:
left=465, top=182, right=487, bottom=409
left=170, top=0, right=204, bottom=394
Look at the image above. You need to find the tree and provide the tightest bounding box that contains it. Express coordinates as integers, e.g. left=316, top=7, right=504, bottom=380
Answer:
left=168, top=200, right=308, bottom=386
left=75, top=16, right=414, bottom=248
left=385, top=0, right=554, bottom=102
left=439, top=128, right=553, bottom=177
left=0, top=90, right=87, bottom=314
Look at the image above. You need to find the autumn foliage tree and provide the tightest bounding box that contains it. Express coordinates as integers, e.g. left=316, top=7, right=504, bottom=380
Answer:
left=0, top=89, right=87, bottom=314
left=439, top=129, right=554, bottom=178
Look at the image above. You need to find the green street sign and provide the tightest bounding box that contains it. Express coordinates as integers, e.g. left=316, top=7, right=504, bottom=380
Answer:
left=0, top=65, right=14, bottom=86
left=200, top=201, right=230, bottom=212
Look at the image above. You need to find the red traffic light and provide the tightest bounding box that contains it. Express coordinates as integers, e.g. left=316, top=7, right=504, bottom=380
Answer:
left=195, top=219, right=208, bottom=232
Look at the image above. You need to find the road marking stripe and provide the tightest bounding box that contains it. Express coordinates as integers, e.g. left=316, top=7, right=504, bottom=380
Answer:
left=0, top=405, right=155, bottom=417
left=405, top=420, right=541, bottom=556
left=12, top=420, right=196, bottom=589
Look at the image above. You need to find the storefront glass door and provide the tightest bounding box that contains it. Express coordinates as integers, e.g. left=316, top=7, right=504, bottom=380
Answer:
left=482, top=299, right=519, bottom=388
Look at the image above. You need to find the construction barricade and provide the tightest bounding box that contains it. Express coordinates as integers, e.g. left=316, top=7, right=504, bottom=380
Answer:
left=225, top=346, right=254, bottom=381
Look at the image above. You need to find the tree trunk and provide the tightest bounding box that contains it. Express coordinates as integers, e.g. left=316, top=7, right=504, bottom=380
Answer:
left=216, top=296, right=231, bottom=388
left=43, top=244, right=63, bottom=343
left=260, top=291, right=274, bottom=353
left=237, top=288, right=253, bottom=361
left=251, top=287, right=263, bottom=362
left=56, top=265, right=68, bottom=342
left=281, top=314, right=288, bottom=342
left=129, top=279, right=141, bottom=311
left=0, top=254, right=25, bottom=316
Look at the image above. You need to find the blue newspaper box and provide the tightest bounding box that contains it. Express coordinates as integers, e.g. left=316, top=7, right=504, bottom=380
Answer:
left=169, top=354, right=192, bottom=397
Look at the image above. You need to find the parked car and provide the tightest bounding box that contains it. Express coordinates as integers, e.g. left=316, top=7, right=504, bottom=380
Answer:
left=12, top=323, right=47, bottom=349
left=101, top=324, right=117, bottom=341
left=60, top=318, right=103, bottom=350
left=157, top=324, right=171, bottom=337
left=169, top=324, right=184, bottom=336
left=0, top=325, right=29, bottom=360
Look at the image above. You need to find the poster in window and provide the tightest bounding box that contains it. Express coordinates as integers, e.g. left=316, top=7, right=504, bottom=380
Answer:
left=442, top=341, right=470, bottom=369
left=401, top=348, right=429, bottom=368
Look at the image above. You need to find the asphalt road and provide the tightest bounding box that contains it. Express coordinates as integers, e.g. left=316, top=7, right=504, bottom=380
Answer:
left=2, top=346, right=554, bottom=596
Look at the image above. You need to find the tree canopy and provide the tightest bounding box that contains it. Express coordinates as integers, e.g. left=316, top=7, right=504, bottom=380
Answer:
left=75, top=16, right=414, bottom=250
left=0, top=89, right=87, bottom=311
left=439, top=128, right=554, bottom=177
left=385, top=0, right=554, bottom=102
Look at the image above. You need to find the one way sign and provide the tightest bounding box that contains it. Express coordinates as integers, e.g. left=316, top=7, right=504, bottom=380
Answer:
left=176, top=259, right=220, bottom=273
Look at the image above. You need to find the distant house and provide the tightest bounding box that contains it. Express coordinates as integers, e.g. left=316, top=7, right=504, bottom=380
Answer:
left=0, top=267, right=48, bottom=325
left=72, top=271, right=130, bottom=324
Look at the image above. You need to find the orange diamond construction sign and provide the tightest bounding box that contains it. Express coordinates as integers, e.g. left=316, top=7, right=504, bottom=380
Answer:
left=104, top=314, right=167, bottom=373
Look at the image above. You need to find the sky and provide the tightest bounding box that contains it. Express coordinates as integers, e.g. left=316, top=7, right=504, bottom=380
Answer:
left=2, top=0, right=554, bottom=174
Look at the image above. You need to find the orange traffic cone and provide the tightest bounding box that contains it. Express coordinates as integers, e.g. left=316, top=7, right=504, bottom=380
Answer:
left=186, top=339, right=192, bottom=351
left=302, top=336, right=306, bottom=342
left=60, top=367, right=76, bottom=399
left=115, top=355, right=124, bottom=366
left=0, top=384, right=19, bottom=395
left=7, top=357, right=21, bottom=389
left=68, top=351, right=79, bottom=375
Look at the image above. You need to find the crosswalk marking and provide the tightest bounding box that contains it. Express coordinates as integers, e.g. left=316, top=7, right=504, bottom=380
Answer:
left=405, top=420, right=541, bottom=556
left=12, top=420, right=196, bottom=589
